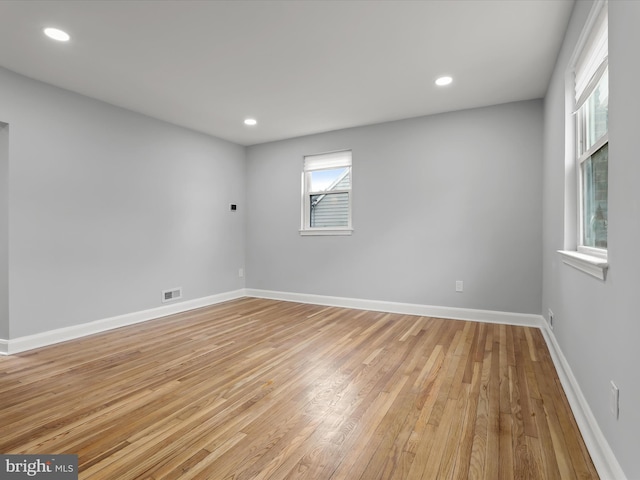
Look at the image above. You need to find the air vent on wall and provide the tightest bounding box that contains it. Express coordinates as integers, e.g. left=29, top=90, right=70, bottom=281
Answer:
left=162, top=287, right=182, bottom=303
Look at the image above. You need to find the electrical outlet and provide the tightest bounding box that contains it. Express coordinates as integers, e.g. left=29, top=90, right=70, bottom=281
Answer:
left=455, top=280, right=463, bottom=292
left=548, top=309, right=554, bottom=329
left=238, top=268, right=244, bottom=278
left=610, top=381, right=619, bottom=419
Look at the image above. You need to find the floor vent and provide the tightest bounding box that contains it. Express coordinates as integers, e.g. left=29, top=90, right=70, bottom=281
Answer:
left=162, top=287, right=182, bottom=303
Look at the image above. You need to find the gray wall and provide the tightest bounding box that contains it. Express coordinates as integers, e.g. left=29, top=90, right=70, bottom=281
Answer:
left=247, top=100, right=543, bottom=314
left=0, top=123, right=7, bottom=339
left=0, top=67, right=246, bottom=339
left=542, top=1, right=639, bottom=478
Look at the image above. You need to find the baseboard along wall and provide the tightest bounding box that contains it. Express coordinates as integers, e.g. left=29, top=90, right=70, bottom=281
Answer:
left=0, top=289, right=245, bottom=356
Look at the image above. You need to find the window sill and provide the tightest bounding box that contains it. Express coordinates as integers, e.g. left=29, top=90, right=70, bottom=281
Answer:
left=299, top=229, right=353, bottom=236
left=558, top=250, right=608, bottom=280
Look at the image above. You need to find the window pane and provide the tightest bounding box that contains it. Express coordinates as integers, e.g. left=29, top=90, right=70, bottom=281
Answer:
left=582, top=143, right=608, bottom=248
left=582, top=67, right=608, bottom=155
left=309, top=168, right=350, bottom=192
left=310, top=192, right=349, bottom=228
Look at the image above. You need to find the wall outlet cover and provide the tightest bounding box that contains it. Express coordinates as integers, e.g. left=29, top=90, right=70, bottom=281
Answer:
left=610, top=381, right=619, bottom=419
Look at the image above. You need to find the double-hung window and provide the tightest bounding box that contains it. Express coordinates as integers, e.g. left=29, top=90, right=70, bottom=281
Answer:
left=300, top=150, right=352, bottom=235
left=560, top=1, right=608, bottom=280
left=575, top=4, right=608, bottom=257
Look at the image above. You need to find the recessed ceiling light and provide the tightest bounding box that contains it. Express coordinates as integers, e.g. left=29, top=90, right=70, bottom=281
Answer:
left=435, top=76, right=453, bottom=86
left=244, top=118, right=257, bottom=126
left=44, top=27, right=70, bottom=42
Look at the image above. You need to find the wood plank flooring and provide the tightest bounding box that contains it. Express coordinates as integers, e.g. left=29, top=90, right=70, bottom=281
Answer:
left=0, top=298, right=598, bottom=479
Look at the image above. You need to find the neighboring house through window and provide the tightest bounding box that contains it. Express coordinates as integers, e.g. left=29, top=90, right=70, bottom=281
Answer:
left=300, top=150, right=352, bottom=236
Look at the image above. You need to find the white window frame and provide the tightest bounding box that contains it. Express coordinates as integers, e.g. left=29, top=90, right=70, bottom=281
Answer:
left=576, top=64, right=608, bottom=259
left=300, top=150, right=353, bottom=236
left=559, top=0, right=609, bottom=280
left=576, top=132, right=609, bottom=260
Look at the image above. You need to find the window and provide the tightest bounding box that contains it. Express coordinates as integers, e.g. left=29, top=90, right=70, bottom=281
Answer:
left=559, top=1, right=608, bottom=280
left=300, top=150, right=352, bottom=235
left=575, top=4, right=608, bottom=256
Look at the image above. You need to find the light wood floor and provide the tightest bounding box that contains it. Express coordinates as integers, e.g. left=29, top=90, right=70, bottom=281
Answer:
left=0, top=298, right=597, bottom=479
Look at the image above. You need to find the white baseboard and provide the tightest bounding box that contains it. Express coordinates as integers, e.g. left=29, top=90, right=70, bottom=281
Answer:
left=540, top=326, right=627, bottom=480
left=0, top=289, right=245, bottom=355
left=0, top=288, right=544, bottom=355
left=245, top=288, right=545, bottom=328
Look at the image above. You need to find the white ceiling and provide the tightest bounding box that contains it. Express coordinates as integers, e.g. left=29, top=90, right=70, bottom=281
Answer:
left=0, top=0, right=574, bottom=146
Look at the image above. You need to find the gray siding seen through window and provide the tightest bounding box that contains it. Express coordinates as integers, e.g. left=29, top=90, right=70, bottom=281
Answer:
left=310, top=172, right=350, bottom=228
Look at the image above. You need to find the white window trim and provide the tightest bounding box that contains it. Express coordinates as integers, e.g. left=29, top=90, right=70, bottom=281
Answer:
left=576, top=131, right=608, bottom=259
left=559, top=0, right=608, bottom=279
left=577, top=244, right=607, bottom=259
left=299, top=228, right=353, bottom=236
left=300, top=150, right=353, bottom=236
left=558, top=249, right=608, bottom=280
